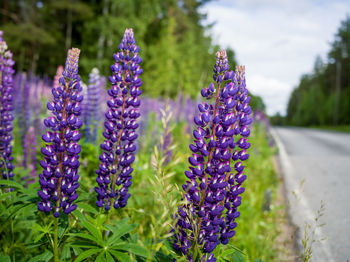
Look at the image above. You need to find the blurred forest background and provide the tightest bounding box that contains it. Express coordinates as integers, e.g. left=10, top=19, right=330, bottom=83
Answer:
left=2, top=1, right=350, bottom=127
left=0, top=0, right=265, bottom=110
left=272, top=17, right=350, bottom=127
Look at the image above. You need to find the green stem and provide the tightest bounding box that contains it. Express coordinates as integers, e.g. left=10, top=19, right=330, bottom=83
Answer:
left=53, top=218, right=59, bottom=262
left=193, top=243, right=198, bottom=261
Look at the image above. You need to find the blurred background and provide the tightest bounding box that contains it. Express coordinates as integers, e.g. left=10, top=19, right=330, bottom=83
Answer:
left=2, top=0, right=350, bottom=128
left=1, top=0, right=350, bottom=261
left=0, top=0, right=266, bottom=109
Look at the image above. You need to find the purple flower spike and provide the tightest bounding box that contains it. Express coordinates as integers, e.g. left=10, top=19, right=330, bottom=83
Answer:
left=0, top=31, right=15, bottom=179
left=95, top=28, right=143, bottom=211
left=38, top=48, right=82, bottom=217
left=84, top=68, right=101, bottom=143
left=23, top=126, right=37, bottom=183
left=172, top=51, right=252, bottom=261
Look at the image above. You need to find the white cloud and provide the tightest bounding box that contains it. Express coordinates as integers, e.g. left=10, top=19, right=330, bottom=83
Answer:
left=247, top=75, right=293, bottom=115
left=201, top=0, right=350, bottom=115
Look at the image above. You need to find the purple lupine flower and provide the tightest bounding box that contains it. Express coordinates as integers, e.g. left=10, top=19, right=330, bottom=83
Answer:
left=172, top=51, right=252, bottom=261
left=19, top=76, right=31, bottom=166
left=95, top=28, right=143, bottom=211
left=84, top=68, right=101, bottom=143
left=13, top=72, right=24, bottom=117
left=38, top=48, right=83, bottom=217
left=0, top=31, right=15, bottom=179
left=23, top=126, right=37, bottom=183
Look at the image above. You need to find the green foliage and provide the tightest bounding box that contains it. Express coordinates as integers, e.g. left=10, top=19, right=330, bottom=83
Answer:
left=1, top=0, right=216, bottom=99
left=1, top=112, right=282, bottom=261
left=286, top=16, right=350, bottom=126
left=224, top=124, right=281, bottom=261
left=0, top=0, right=270, bottom=104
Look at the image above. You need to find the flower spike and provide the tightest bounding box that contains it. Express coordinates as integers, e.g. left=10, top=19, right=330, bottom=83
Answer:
left=38, top=48, right=83, bottom=217
left=95, top=28, right=143, bottom=211
left=172, top=50, right=252, bottom=261
left=0, top=31, right=15, bottom=179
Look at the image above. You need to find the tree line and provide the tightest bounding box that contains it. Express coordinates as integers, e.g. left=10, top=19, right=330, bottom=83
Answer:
left=281, top=16, right=350, bottom=126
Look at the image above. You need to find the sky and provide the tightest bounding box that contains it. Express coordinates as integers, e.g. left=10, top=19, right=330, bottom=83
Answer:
left=201, top=0, right=350, bottom=115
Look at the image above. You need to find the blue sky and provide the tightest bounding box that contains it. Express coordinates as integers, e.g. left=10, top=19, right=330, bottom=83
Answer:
left=201, top=0, right=350, bottom=115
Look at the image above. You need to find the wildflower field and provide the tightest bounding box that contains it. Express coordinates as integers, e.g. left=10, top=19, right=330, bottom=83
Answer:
left=0, top=26, right=284, bottom=262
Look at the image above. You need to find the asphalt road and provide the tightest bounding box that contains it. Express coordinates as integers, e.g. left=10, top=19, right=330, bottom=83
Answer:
left=272, top=127, right=350, bottom=262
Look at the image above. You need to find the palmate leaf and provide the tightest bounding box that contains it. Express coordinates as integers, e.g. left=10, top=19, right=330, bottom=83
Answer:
left=74, top=248, right=101, bottom=262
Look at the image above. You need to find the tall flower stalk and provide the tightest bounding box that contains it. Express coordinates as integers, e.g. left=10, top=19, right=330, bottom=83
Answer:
left=84, top=68, right=101, bottom=143
left=95, top=28, right=143, bottom=211
left=0, top=31, right=15, bottom=179
left=19, top=76, right=31, bottom=165
left=23, top=126, right=37, bottom=182
left=172, top=50, right=252, bottom=261
left=38, top=48, right=83, bottom=218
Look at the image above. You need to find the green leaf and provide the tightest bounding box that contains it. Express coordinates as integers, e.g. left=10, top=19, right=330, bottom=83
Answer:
left=69, top=233, right=101, bottom=244
left=106, top=252, right=115, bottom=262
left=74, top=248, right=101, bottom=262
left=108, top=250, right=131, bottom=262
left=6, top=203, right=36, bottom=220
left=154, top=251, right=173, bottom=262
left=73, top=210, right=103, bottom=244
left=219, top=249, right=239, bottom=258
left=61, top=245, right=71, bottom=260
left=34, top=232, right=46, bottom=243
left=106, top=223, right=136, bottom=245
left=112, top=243, right=149, bottom=258
left=72, top=247, right=82, bottom=255
left=0, top=179, right=24, bottom=189
left=95, top=251, right=105, bottom=262
left=26, top=241, right=47, bottom=249
left=229, top=250, right=245, bottom=262
left=58, top=214, right=69, bottom=238
left=19, top=188, right=39, bottom=197
left=78, top=202, right=99, bottom=215
left=28, top=250, right=53, bottom=262
left=66, top=240, right=100, bottom=249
